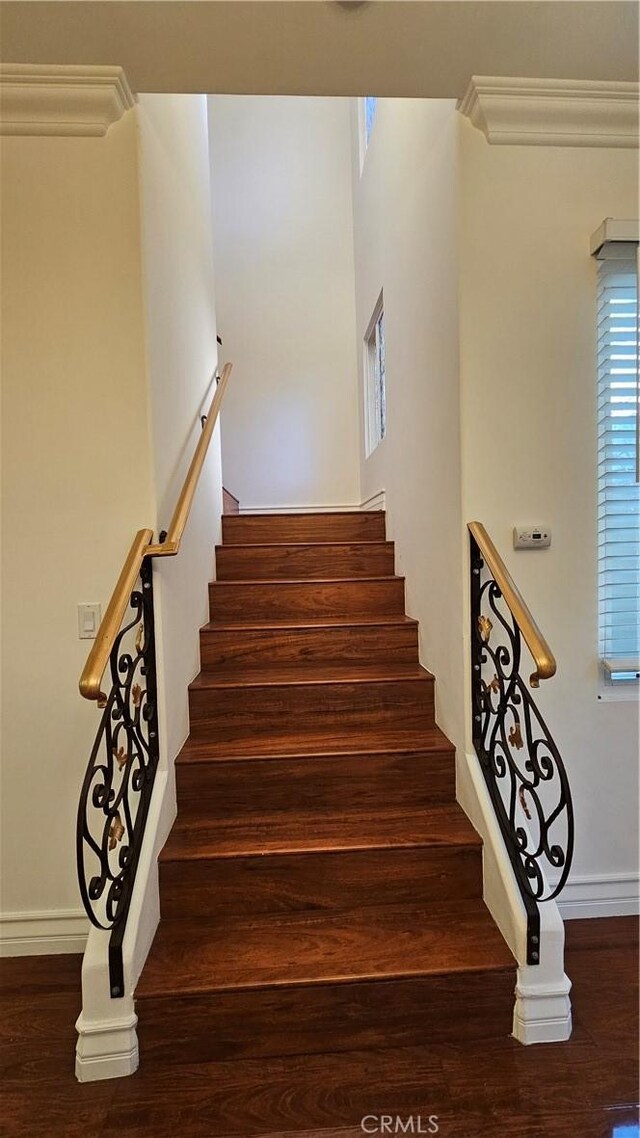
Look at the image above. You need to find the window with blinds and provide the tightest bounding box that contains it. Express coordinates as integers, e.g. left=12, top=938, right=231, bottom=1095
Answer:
left=596, top=242, right=639, bottom=682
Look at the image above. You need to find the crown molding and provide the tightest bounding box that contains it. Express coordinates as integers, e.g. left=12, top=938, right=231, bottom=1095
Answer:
left=459, top=76, right=639, bottom=148
left=0, top=64, right=135, bottom=137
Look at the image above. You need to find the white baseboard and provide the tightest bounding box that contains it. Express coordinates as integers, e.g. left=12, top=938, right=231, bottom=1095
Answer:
left=513, top=973, right=573, bottom=1044
left=557, top=872, right=640, bottom=919
left=239, top=502, right=362, bottom=514
left=238, top=491, right=386, bottom=515
left=360, top=489, right=386, bottom=511
left=0, top=908, right=89, bottom=956
left=75, top=1010, right=138, bottom=1082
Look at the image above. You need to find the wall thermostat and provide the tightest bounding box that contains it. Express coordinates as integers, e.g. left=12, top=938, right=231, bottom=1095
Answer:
left=513, top=526, right=551, bottom=550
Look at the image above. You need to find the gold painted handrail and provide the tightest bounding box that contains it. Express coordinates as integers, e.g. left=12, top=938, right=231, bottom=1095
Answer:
left=468, top=521, right=556, bottom=687
left=79, top=528, right=154, bottom=704
left=79, top=362, right=233, bottom=703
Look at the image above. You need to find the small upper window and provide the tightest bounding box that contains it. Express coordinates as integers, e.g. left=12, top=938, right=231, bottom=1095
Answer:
left=358, top=98, right=379, bottom=173
left=364, top=97, right=378, bottom=146
left=364, top=293, right=386, bottom=457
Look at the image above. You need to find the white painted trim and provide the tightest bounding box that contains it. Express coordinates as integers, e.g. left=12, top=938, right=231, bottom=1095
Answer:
left=0, top=64, right=135, bottom=137
left=360, top=489, right=386, bottom=512
left=75, top=1010, right=138, bottom=1083
left=459, top=76, right=639, bottom=148
left=590, top=217, right=640, bottom=255
left=0, top=908, right=88, bottom=957
left=557, top=872, right=640, bottom=919
left=75, top=769, right=173, bottom=1082
left=513, top=972, right=572, bottom=1045
left=238, top=492, right=386, bottom=515
left=239, top=502, right=363, bottom=514
left=456, top=749, right=572, bottom=1045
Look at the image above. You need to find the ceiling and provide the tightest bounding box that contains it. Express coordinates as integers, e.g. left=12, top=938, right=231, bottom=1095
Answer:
left=1, top=1, right=637, bottom=98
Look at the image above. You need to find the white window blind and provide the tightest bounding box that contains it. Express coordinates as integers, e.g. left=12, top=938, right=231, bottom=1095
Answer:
left=596, top=242, right=639, bottom=678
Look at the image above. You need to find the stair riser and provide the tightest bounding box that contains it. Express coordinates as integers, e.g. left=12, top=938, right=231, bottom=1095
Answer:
left=216, top=543, right=395, bottom=581
left=209, top=578, right=405, bottom=622
left=188, top=679, right=435, bottom=740
left=159, top=846, right=482, bottom=919
left=200, top=623, right=419, bottom=670
left=137, top=970, right=514, bottom=1065
left=222, top=512, right=386, bottom=545
left=176, top=752, right=456, bottom=815
left=209, top=578, right=400, bottom=623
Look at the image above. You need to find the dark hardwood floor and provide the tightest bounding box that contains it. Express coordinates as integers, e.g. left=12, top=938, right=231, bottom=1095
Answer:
left=1, top=917, right=637, bottom=1138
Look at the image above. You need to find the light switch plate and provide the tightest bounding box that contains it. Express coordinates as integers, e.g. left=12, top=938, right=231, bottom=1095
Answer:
left=78, top=603, right=102, bottom=640
left=513, top=526, right=551, bottom=550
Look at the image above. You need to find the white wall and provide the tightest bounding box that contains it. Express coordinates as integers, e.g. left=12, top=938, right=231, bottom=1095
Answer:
left=208, top=96, right=361, bottom=511
left=1, top=94, right=225, bottom=957
left=137, top=94, right=222, bottom=776
left=76, top=96, right=224, bottom=1076
left=352, top=99, right=465, bottom=748
left=458, top=116, right=639, bottom=901
left=0, top=113, right=155, bottom=941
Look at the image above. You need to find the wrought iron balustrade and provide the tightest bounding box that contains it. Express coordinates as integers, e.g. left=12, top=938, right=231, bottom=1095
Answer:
left=469, top=523, right=574, bottom=965
left=76, top=363, right=233, bottom=999
left=76, top=557, right=160, bottom=997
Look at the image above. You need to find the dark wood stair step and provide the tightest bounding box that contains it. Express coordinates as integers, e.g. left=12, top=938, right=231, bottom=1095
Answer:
left=199, top=616, right=419, bottom=670
left=137, top=966, right=515, bottom=1065
left=209, top=577, right=405, bottom=622
left=189, top=662, right=432, bottom=689
left=215, top=542, right=395, bottom=581
left=187, top=666, right=435, bottom=740
left=158, top=806, right=483, bottom=918
left=137, top=899, right=514, bottom=999
left=176, top=746, right=456, bottom=815
left=177, top=723, right=453, bottom=761
left=222, top=511, right=386, bottom=546
left=162, top=804, right=479, bottom=860
left=136, top=901, right=514, bottom=1062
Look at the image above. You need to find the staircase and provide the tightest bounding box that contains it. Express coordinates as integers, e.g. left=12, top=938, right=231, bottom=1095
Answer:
left=136, top=510, right=515, bottom=1064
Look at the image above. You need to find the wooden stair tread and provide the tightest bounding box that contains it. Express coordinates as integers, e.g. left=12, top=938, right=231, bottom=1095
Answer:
left=177, top=725, right=454, bottom=762
left=137, top=900, right=513, bottom=999
left=227, top=511, right=383, bottom=520
left=216, top=541, right=392, bottom=550
left=161, top=805, right=480, bottom=861
left=189, top=663, right=434, bottom=690
left=202, top=615, right=418, bottom=631
left=212, top=575, right=404, bottom=586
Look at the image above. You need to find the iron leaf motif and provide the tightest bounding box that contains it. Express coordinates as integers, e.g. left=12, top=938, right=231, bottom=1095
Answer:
left=135, top=622, right=145, bottom=655
left=509, top=722, right=524, bottom=749
left=478, top=614, right=493, bottom=642
left=108, top=812, right=125, bottom=851
left=113, top=745, right=128, bottom=772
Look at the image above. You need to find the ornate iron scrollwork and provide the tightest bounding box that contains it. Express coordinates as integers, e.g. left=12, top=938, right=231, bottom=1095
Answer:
left=470, top=533, right=574, bottom=965
left=76, top=558, right=160, bottom=996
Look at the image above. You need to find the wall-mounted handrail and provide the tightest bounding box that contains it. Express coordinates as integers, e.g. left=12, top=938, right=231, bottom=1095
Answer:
left=146, top=362, right=232, bottom=557
left=79, top=362, right=232, bottom=704
left=468, top=521, right=556, bottom=688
